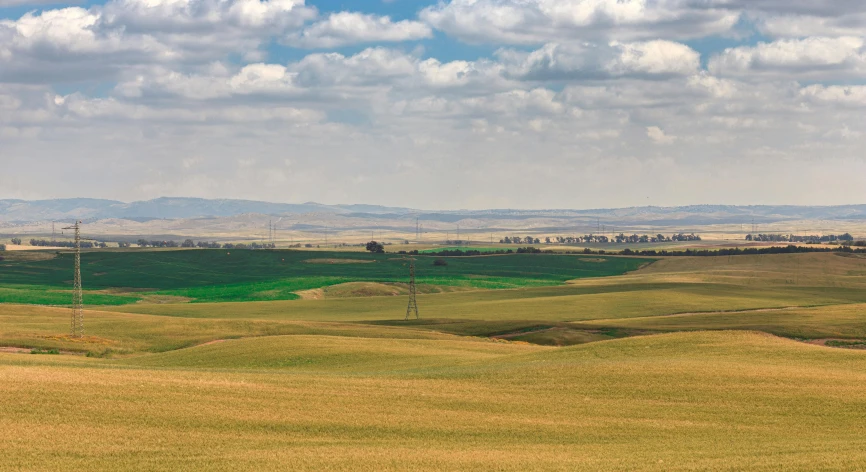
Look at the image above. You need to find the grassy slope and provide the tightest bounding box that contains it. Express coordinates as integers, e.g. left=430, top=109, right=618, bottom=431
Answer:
left=4, top=253, right=865, bottom=353
left=584, top=303, right=866, bottom=339
left=0, top=250, right=650, bottom=304
left=0, top=304, right=459, bottom=354
left=106, top=280, right=866, bottom=322
left=2, top=331, right=866, bottom=471
left=3, top=253, right=866, bottom=469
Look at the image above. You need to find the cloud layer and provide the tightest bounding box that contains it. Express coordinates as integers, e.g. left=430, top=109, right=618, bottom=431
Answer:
left=1, top=0, right=865, bottom=208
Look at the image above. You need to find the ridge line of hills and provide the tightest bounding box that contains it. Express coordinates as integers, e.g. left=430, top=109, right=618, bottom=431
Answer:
left=1, top=197, right=866, bottom=224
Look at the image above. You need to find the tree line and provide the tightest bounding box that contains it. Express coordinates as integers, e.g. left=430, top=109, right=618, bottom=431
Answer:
left=30, top=239, right=102, bottom=249
left=501, top=233, right=702, bottom=245
left=746, top=233, right=854, bottom=243
left=407, top=244, right=866, bottom=258
left=136, top=239, right=277, bottom=249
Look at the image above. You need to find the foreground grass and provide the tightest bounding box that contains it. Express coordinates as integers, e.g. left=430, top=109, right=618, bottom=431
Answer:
left=2, top=331, right=866, bottom=471
left=3, top=253, right=866, bottom=469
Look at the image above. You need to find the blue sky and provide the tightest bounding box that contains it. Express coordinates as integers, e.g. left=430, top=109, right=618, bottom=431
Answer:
left=1, top=0, right=865, bottom=208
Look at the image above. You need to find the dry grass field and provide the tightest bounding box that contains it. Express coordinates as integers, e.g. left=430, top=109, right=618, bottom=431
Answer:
left=3, top=331, right=866, bottom=471
left=2, top=251, right=866, bottom=470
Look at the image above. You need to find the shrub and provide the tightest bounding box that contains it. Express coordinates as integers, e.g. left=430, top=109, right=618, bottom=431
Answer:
left=31, top=349, right=60, bottom=355
left=433, top=258, right=448, bottom=267
left=366, top=241, right=385, bottom=254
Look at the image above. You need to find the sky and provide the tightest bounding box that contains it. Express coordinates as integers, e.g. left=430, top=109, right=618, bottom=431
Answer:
left=1, top=0, right=865, bottom=209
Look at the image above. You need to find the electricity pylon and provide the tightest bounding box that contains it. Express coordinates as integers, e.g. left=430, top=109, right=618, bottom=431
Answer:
left=62, top=221, right=84, bottom=338
left=405, top=258, right=419, bottom=320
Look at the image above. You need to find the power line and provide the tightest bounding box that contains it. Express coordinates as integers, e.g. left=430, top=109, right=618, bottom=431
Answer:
left=405, top=258, right=419, bottom=320
left=61, top=221, right=83, bottom=338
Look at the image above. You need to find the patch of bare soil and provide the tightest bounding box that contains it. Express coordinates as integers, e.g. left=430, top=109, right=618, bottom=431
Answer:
left=0, top=347, right=31, bottom=354
left=3, top=245, right=65, bottom=252
left=296, top=288, right=325, bottom=300
left=0, top=346, right=84, bottom=356
left=136, top=294, right=193, bottom=304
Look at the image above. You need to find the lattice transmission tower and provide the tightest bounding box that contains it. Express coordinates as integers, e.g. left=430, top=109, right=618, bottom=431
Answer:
left=405, top=258, right=419, bottom=320
left=62, top=221, right=84, bottom=338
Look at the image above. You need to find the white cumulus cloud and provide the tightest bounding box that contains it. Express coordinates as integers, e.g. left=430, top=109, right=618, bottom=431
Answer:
left=708, top=36, right=866, bottom=80
left=420, top=0, right=740, bottom=44
left=498, top=40, right=700, bottom=80
left=647, top=126, right=677, bottom=144
left=287, top=12, right=432, bottom=48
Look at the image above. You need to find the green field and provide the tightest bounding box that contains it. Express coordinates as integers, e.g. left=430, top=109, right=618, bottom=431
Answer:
left=0, top=249, right=651, bottom=304
left=2, top=250, right=866, bottom=470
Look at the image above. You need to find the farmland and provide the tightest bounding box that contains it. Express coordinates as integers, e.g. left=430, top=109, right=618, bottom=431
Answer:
left=0, top=249, right=650, bottom=304
left=2, top=248, right=866, bottom=470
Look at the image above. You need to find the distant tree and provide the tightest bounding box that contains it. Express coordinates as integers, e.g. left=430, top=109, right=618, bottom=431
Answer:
left=182, top=239, right=196, bottom=248
left=137, top=239, right=149, bottom=248
left=0, top=243, right=6, bottom=251
left=223, top=243, right=235, bottom=249
left=366, top=241, right=385, bottom=254
left=545, top=237, right=551, bottom=244
left=10, top=238, right=21, bottom=245
left=433, top=258, right=448, bottom=266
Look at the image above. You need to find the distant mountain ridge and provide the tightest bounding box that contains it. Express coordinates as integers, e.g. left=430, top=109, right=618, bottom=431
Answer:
left=2, top=198, right=866, bottom=224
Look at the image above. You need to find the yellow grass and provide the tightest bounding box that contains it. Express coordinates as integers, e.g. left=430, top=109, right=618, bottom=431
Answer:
left=2, top=332, right=866, bottom=470
left=3, top=252, right=866, bottom=469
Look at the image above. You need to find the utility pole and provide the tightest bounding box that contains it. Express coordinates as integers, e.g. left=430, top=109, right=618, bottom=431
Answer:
left=62, top=221, right=84, bottom=338
left=405, top=258, right=419, bottom=320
